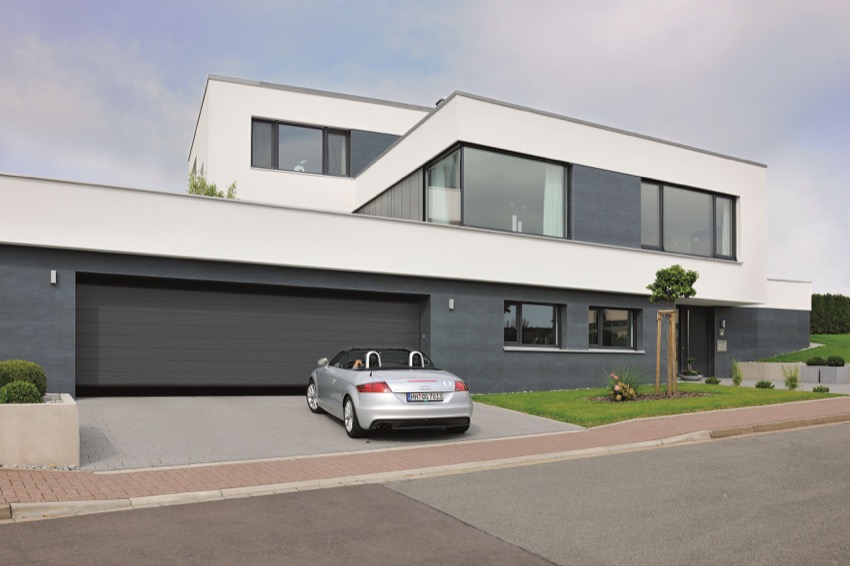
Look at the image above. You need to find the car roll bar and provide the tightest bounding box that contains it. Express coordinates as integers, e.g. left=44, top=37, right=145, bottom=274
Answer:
left=408, top=350, right=425, bottom=368
left=365, top=350, right=381, bottom=368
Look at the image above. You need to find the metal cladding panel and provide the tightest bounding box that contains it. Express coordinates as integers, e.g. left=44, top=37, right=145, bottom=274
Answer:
left=76, top=280, right=421, bottom=387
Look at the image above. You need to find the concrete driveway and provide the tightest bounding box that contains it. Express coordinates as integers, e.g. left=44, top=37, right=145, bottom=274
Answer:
left=78, top=396, right=582, bottom=471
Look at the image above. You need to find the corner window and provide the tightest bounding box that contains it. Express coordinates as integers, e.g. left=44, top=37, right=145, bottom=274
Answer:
left=505, top=302, right=559, bottom=346
left=426, top=150, right=461, bottom=225
left=252, top=119, right=350, bottom=177
left=589, top=308, right=636, bottom=349
left=641, top=181, right=736, bottom=259
left=425, top=146, right=567, bottom=238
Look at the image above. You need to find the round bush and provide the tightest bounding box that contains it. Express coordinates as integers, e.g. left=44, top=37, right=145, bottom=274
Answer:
left=704, top=376, right=721, bottom=385
left=805, top=357, right=827, bottom=366
left=0, top=380, right=43, bottom=404
left=0, top=359, right=47, bottom=396
left=755, top=379, right=775, bottom=389
left=826, top=356, right=845, bottom=367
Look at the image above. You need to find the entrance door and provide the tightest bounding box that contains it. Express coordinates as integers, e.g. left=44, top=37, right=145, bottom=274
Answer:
left=678, top=306, right=714, bottom=377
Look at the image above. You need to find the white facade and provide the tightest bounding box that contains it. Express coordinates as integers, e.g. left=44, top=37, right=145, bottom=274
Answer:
left=184, top=75, right=808, bottom=310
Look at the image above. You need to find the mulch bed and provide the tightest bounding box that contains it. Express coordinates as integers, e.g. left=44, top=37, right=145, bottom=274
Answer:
left=589, top=391, right=713, bottom=402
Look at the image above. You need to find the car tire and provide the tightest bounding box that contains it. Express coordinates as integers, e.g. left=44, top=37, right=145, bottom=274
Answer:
left=343, top=396, right=367, bottom=438
left=447, top=425, right=470, bottom=434
left=306, top=380, right=323, bottom=414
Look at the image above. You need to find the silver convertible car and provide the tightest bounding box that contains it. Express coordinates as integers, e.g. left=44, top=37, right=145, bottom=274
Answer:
left=306, top=347, right=473, bottom=438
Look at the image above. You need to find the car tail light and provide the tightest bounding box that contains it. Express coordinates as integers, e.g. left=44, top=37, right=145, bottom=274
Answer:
left=356, top=381, right=392, bottom=393
left=454, top=380, right=469, bottom=392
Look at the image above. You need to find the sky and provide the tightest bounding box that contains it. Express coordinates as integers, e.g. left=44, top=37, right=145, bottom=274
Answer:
left=1, top=0, right=849, bottom=295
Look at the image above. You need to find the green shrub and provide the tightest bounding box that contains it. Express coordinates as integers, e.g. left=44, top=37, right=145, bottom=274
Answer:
left=806, top=357, right=827, bottom=366
left=0, top=360, right=47, bottom=396
left=755, top=380, right=775, bottom=389
left=731, top=359, right=743, bottom=386
left=0, top=380, right=43, bottom=404
left=826, top=356, right=845, bottom=367
left=704, top=376, right=721, bottom=385
left=782, top=366, right=799, bottom=391
left=812, top=385, right=831, bottom=393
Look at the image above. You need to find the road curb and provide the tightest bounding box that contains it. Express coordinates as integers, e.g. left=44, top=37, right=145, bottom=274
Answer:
left=710, top=413, right=850, bottom=439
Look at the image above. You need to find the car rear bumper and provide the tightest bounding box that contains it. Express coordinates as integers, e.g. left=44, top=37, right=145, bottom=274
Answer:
left=354, top=392, right=473, bottom=430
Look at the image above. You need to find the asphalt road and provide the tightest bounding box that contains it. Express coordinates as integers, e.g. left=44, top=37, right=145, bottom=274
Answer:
left=391, top=422, right=850, bottom=566
left=3, top=424, right=849, bottom=565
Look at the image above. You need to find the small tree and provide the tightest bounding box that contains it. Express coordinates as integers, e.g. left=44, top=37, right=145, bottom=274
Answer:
left=647, top=264, right=699, bottom=308
left=647, top=264, right=699, bottom=395
left=188, top=172, right=237, bottom=199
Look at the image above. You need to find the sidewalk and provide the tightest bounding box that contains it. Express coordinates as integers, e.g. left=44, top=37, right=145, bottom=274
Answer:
left=3, top=396, right=850, bottom=521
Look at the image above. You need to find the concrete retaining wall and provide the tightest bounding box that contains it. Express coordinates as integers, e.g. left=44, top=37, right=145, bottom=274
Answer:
left=739, top=362, right=804, bottom=382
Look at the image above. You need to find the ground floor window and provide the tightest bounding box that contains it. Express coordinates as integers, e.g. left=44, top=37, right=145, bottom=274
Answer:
left=589, top=308, right=636, bottom=348
left=504, top=302, right=559, bottom=346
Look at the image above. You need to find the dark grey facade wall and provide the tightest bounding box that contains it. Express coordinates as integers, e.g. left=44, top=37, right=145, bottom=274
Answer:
left=427, top=284, right=657, bottom=393
left=571, top=165, right=641, bottom=248
left=713, top=307, right=810, bottom=376
left=0, top=244, right=810, bottom=395
left=350, top=130, right=400, bottom=177
left=0, top=248, right=77, bottom=394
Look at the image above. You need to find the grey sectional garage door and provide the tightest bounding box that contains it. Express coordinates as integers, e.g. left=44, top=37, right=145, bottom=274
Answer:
left=76, top=277, right=422, bottom=388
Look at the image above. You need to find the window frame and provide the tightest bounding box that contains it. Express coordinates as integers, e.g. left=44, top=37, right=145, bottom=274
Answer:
left=504, top=301, right=561, bottom=347
left=251, top=119, right=351, bottom=177
left=588, top=307, right=637, bottom=349
left=641, top=180, right=737, bottom=260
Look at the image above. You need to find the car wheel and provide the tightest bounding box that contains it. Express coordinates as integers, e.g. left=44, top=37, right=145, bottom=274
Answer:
left=447, top=425, right=470, bottom=434
left=343, top=396, right=367, bottom=438
left=306, top=380, right=323, bottom=414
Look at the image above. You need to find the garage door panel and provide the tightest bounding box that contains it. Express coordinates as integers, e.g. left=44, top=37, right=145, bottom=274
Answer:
left=76, top=280, right=421, bottom=388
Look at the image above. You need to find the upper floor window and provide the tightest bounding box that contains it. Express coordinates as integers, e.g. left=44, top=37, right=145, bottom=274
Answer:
left=251, top=119, right=349, bottom=177
left=641, top=182, right=736, bottom=260
left=425, top=146, right=567, bottom=238
left=504, top=302, right=559, bottom=346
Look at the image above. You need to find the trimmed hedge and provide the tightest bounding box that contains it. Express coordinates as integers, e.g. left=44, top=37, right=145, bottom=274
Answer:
left=0, top=359, right=47, bottom=396
left=827, top=356, right=845, bottom=367
left=0, top=380, right=43, bottom=404
left=811, top=293, right=850, bottom=334
left=806, top=357, right=827, bottom=366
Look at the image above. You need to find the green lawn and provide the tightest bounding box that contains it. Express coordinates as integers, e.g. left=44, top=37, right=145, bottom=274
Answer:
left=760, top=334, right=850, bottom=362
left=472, top=383, right=841, bottom=428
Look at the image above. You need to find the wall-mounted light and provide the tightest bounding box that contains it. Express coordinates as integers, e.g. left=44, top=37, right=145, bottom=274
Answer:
left=448, top=298, right=455, bottom=311
left=720, top=319, right=726, bottom=329
left=50, top=270, right=58, bottom=285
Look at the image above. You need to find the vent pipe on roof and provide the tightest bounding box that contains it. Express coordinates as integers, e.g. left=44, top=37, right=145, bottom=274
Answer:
left=435, top=97, right=446, bottom=107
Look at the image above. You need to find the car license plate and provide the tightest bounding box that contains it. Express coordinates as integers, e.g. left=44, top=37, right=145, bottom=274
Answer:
left=406, top=392, right=444, bottom=402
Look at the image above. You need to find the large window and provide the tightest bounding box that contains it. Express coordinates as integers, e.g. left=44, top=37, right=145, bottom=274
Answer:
left=425, top=146, right=567, bottom=238
left=252, top=119, right=349, bottom=177
left=504, top=302, right=559, bottom=346
left=641, top=182, right=735, bottom=259
left=589, top=308, right=636, bottom=349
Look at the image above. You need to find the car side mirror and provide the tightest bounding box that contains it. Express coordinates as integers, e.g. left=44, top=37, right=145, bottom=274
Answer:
left=317, top=357, right=329, bottom=367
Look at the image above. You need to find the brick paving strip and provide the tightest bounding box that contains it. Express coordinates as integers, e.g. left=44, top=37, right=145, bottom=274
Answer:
left=3, top=397, right=850, bottom=520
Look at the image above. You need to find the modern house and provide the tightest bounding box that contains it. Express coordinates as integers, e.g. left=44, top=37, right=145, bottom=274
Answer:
left=0, top=75, right=811, bottom=396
